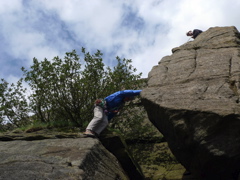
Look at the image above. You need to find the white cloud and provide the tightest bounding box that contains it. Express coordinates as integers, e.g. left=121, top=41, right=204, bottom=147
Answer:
left=39, top=0, right=123, bottom=40
left=1, top=0, right=240, bottom=80
left=0, top=0, right=22, bottom=15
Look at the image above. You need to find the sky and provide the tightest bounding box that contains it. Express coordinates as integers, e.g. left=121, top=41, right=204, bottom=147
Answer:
left=1, top=0, right=240, bottom=84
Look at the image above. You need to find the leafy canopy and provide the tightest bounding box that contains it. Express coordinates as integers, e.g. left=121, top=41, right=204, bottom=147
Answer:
left=0, top=48, right=144, bottom=131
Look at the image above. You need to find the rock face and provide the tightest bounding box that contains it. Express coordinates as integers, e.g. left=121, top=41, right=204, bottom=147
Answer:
left=141, top=26, right=240, bottom=180
left=0, top=133, right=129, bottom=180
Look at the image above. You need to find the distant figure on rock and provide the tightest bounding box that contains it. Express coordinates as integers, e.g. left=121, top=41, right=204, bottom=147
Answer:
left=83, top=90, right=142, bottom=138
left=186, top=29, right=203, bottom=39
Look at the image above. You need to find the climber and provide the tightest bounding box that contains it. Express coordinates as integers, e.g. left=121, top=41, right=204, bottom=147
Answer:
left=186, top=29, right=203, bottom=39
left=83, top=90, right=142, bottom=137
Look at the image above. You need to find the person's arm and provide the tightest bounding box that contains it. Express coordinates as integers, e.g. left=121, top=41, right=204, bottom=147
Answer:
left=120, top=90, right=142, bottom=97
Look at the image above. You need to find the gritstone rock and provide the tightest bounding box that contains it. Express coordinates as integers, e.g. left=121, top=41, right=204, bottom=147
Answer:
left=0, top=137, right=129, bottom=180
left=141, top=26, right=240, bottom=180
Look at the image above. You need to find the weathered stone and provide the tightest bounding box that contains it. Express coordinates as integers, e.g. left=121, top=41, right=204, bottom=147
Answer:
left=142, top=26, right=240, bottom=179
left=0, top=129, right=83, bottom=141
left=100, top=134, right=145, bottom=180
left=0, top=136, right=129, bottom=180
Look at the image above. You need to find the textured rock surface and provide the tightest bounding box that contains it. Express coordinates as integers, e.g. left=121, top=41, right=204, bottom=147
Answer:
left=0, top=132, right=129, bottom=180
left=141, top=26, right=240, bottom=180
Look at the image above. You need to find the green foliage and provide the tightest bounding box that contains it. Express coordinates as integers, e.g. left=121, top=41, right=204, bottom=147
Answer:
left=15, top=121, right=49, bottom=132
left=0, top=78, right=30, bottom=130
left=0, top=48, right=153, bottom=137
left=22, top=49, right=89, bottom=127
left=18, top=48, right=143, bottom=130
left=109, top=99, right=158, bottom=141
left=128, top=142, right=179, bottom=180
left=107, top=78, right=159, bottom=141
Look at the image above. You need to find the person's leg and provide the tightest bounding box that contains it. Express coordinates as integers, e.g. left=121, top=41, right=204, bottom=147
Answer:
left=85, top=106, right=108, bottom=136
left=93, top=112, right=108, bottom=135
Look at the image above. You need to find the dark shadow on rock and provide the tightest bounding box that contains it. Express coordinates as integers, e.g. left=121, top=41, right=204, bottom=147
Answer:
left=99, top=131, right=145, bottom=180
left=182, top=170, right=199, bottom=180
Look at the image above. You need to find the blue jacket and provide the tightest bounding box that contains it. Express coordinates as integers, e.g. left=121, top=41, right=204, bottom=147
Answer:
left=104, top=90, right=141, bottom=120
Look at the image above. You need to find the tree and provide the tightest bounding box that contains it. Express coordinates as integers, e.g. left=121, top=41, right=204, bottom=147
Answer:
left=0, top=48, right=157, bottom=141
left=0, top=78, right=30, bottom=129
left=20, top=48, right=143, bottom=129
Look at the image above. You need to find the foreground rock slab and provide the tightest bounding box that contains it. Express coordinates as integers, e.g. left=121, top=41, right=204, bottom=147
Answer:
left=142, top=26, right=240, bottom=180
left=0, top=137, right=129, bottom=180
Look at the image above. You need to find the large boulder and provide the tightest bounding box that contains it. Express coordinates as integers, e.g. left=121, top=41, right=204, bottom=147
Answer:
left=141, top=26, right=240, bottom=180
left=0, top=131, right=129, bottom=180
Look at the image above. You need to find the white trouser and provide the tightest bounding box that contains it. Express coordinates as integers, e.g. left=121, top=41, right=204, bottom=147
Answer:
left=86, top=106, right=108, bottom=135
